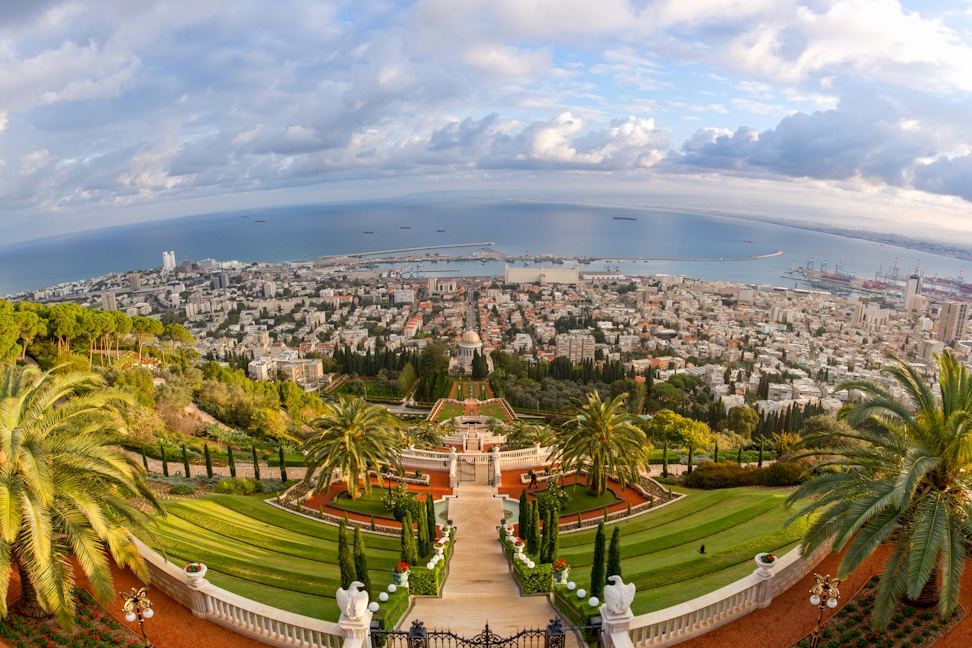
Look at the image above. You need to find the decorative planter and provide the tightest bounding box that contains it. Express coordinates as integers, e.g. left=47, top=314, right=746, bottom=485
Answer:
left=184, top=563, right=207, bottom=588
left=393, top=571, right=410, bottom=587
left=435, top=544, right=445, bottom=558
left=554, top=568, right=570, bottom=585
left=754, top=553, right=777, bottom=579
left=514, top=543, right=525, bottom=558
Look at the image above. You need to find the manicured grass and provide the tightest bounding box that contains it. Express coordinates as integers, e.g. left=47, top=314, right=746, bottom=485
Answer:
left=435, top=402, right=466, bottom=420
left=138, top=494, right=404, bottom=621
left=551, top=487, right=809, bottom=614
left=478, top=402, right=510, bottom=422
left=554, top=484, right=622, bottom=515
left=329, top=490, right=397, bottom=518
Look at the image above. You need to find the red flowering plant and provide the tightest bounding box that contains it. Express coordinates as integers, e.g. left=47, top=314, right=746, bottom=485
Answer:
left=185, top=562, right=204, bottom=573
left=758, top=552, right=776, bottom=564
left=395, top=562, right=411, bottom=573
left=552, top=559, right=569, bottom=573
left=513, top=538, right=524, bottom=546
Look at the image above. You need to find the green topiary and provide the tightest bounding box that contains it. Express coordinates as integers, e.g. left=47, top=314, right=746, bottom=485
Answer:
left=590, top=521, right=606, bottom=599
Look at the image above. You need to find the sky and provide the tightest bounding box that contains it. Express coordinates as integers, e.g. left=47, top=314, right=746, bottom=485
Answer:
left=2, top=0, right=972, bottom=245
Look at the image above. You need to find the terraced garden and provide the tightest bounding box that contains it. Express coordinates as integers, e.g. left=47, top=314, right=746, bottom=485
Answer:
left=137, top=494, right=403, bottom=621
left=556, top=487, right=809, bottom=614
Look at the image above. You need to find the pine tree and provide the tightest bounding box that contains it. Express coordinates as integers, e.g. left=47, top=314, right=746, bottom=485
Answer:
left=182, top=445, right=191, bottom=477
left=251, top=445, right=261, bottom=480
left=518, top=489, right=529, bottom=537
left=417, top=500, right=431, bottom=558
left=140, top=446, right=148, bottom=470
left=547, top=510, right=559, bottom=564
left=607, top=526, right=622, bottom=579
left=426, top=496, right=437, bottom=543
left=353, top=526, right=371, bottom=598
left=400, top=512, right=418, bottom=566
left=591, top=521, right=606, bottom=599
left=228, top=445, right=236, bottom=477
left=278, top=446, right=288, bottom=481
left=338, top=520, right=356, bottom=588
left=160, top=443, right=169, bottom=477
left=204, top=444, right=213, bottom=478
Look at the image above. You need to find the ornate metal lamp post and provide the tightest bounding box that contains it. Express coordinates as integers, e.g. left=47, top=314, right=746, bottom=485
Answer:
left=808, top=573, right=841, bottom=648
left=119, top=586, right=155, bottom=644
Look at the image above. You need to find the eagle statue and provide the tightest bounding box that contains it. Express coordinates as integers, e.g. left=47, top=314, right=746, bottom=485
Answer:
left=603, top=575, right=636, bottom=615
left=336, top=581, right=370, bottom=620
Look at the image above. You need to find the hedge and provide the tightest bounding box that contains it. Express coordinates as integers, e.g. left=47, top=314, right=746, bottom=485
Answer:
left=407, top=529, right=455, bottom=596
left=500, top=529, right=553, bottom=594
left=682, top=461, right=806, bottom=489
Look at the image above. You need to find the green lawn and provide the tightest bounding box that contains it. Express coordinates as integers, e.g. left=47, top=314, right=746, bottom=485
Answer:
left=328, top=490, right=397, bottom=518
left=434, top=402, right=466, bottom=421
left=137, top=494, right=403, bottom=621
left=478, top=403, right=510, bottom=422
left=553, top=487, right=809, bottom=614
left=554, top=484, right=622, bottom=515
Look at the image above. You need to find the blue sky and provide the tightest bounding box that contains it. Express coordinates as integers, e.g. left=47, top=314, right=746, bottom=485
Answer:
left=2, top=0, right=972, bottom=244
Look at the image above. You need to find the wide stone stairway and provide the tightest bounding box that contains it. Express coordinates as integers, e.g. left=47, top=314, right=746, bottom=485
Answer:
left=400, top=480, right=579, bottom=647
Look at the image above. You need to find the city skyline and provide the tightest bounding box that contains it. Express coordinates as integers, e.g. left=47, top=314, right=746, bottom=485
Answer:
left=2, top=1, right=972, bottom=245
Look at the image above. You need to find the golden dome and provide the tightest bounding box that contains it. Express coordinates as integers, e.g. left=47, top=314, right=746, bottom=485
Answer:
left=460, top=330, right=482, bottom=345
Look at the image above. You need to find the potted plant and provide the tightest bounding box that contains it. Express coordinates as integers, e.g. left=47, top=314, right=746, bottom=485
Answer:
left=513, top=538, right=525, bottom=557
left=184, top=562, right=207, bottom=582
left=393, top=561, right=411, bottom=587
left=552, top=559, right=570, bottom=584
left=755, top=552, right=777, bottom=578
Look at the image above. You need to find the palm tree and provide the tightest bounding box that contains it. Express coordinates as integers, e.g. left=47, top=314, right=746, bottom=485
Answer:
left=786, top=351, right=972, bottom=629
left=553, top=391, right=647, bottom=496
left=398, top=421, right=444, bottom=449
left=503, top=420, right=556, bottom=449
left=0, top=364, right=162, bottom=628
left=302, top=396, right=400, bottom=499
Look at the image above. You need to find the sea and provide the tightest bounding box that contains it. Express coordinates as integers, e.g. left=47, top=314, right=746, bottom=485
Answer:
left=0, top=198, right=968, bottom=297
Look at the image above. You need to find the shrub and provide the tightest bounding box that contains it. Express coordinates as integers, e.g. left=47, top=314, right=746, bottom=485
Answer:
left=169, top=484, right=196, bottom=495
left=755, top=461, right=806, bottom=486
left=215, top=477, right=264, bottom=495
left=682, top=460, right=806, bottom=489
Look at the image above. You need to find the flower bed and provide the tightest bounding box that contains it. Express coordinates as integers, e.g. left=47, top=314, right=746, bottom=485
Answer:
left=791, top=576, right=963, bottom=648
left=0, top=588, right=144, bottom=647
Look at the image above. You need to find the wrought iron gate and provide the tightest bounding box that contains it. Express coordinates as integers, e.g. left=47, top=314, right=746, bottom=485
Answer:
left=458, top=458, right=477, bottom=482
left=372, top=618, right=601, bottom=648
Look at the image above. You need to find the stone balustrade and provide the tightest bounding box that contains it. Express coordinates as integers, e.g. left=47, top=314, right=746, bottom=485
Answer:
left=623, top=542, right=831, bottom=647
left=131, top=536, right=346, bottom=648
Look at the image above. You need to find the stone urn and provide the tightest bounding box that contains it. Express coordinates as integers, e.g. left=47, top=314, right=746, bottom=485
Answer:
left=554, top=568, right=570, bottom=585
left=393, top=570, right=410, bottom=587
left=755, top=553, right=777, bottom=579
left=435, top=544, right=445, bottom=558
left=184, top=562, right=207, bottom=588
left=514, top=541, right=525, bottom=558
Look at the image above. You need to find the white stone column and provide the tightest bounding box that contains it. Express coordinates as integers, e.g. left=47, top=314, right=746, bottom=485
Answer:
left=449, top=449, right=458, bottom=488
left=599, top=576, right=636, bottom=648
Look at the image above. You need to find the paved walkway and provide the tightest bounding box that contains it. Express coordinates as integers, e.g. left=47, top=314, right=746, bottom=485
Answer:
left=402, top=480, right=578, bottom=647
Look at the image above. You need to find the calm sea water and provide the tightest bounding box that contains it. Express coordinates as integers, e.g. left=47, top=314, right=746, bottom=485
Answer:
left=0, top=199, right=967, bottom=296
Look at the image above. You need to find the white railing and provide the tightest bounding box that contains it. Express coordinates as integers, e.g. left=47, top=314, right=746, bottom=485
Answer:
left=398, top=452, right=452, bottom=470
left=132, top=537, right=345, bottom=648
left=626, top=542, right=830, bottom=647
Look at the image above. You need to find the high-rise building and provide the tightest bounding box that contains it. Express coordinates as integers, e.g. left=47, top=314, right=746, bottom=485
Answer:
left=264, top=281, right=277, bottom=298
left=162, top=250, right=176, bottom=271
left=555, top=331, right=596, bottom=364
left=129, top=272, right=142, bottom=291
left=904, top=274, right=923, bottom=312
left=937, top=301, right=968, bottom=344
left=101, top=292, right=117, bottom=311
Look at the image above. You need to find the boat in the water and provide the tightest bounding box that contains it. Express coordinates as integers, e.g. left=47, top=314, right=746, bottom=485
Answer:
left=437, top=228, right=446, bottom=232
left=255, top=219, right=266, bottom=223
left=400, top=226, right=411, bottom=229
left=364, top=231, right=374, bottom=234
left=613, top=216, right=637, bottom=221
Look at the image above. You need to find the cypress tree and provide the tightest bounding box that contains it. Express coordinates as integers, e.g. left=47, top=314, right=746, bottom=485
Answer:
left=539, top=509, right=552, bottom=563
left=591, top=521, right=606, bottom=599
left=204, top=444, right=213, bottom=478
left=140, top=446, right=148, bottom=470
left=426, top=496, right=437, bottom=543
left=279, top=447, right=288, bottom=481
left=353, top=526, right=371, bottom=598
left=577, top=513, right=583, bottom=530
left=758, top=438, right=764, bottom=467
left=400, top=512, right=418, bottom=566
left=737, top=445, right=743, bottom=464
left=713, top=440, right=719, bottom=463
left=182, top=445, right=191, bottom=477
left=547, top=510, right=559, bottom=564
left=518, top=489, right=529, bottom=537
left=160, top=443, right=169, bottom=477
left=338, top=520, right=356, bottom=588
left=529, top=500, right=542, bottom=555
left=417, top=500, right=431, bottom=558
left=228, top=445, right=236, bottom=477
left=687, top=445, right=694, bottom=474
left=607, top=526, right=622, bottom=579
left=251, top=445, right=261, bottom=480
left=370, top=516, right=376, bottom=531
left=662, top=441, right=669, bottom=478
left=603, top=506, right=609, bottom=523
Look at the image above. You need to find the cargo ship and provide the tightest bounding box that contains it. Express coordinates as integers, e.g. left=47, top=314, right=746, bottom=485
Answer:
left=613, top=216, right=637, bottom=221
